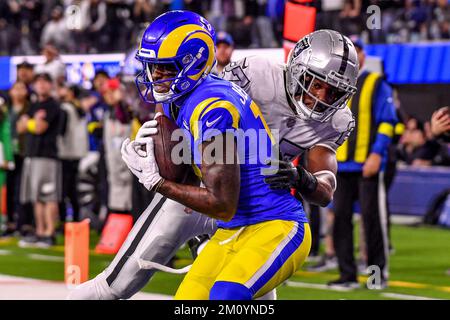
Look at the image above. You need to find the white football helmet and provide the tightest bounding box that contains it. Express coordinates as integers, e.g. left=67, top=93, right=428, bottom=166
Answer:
left=286, top=29, right=359, bottom=122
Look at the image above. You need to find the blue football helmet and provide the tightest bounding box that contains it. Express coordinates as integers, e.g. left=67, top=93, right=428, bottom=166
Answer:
left=135, top=10, right=216, bottom=104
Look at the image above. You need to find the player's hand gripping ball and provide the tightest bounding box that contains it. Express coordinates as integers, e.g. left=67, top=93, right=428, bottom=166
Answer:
left=121, top=137, right=162, bottom=191
left=124, top=113, right=192, bottom=186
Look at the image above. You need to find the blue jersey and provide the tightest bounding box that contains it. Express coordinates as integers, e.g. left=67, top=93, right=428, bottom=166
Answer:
left=163, top=75, right=307, bottom=229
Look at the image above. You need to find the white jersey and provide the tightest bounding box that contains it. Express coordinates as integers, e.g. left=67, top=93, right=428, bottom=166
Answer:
left=220, top=55, right=355, bottom=160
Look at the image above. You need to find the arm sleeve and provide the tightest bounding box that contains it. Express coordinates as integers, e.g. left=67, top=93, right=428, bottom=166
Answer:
left=370, top=81, right=398, bottom=156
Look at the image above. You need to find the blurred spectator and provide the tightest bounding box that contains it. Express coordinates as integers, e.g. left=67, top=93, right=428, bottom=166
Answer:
left=431, top=0, right=450, bottom=39
left=101, top=78, right=133, bottom=213
left=397, top=117, right=430, bottom=165
left=0, top=17, right=21, bottom=55
left=383, top=88, right=408, bottom=253
left=184, top=0, right=205, bottom=14
left=0, top=90, right=14, bottom=237
left=266, top=0, right=285, bottom=45
left=16, top=61, right=35, bottom=93
left=2, top=0, right=450, bottom=54
left=103, top=0, right=134, bottom=53
left=429, top=106, right=450, bottom=141
left=316, top=0, right=346, bottom=32
left=2, top=82, right=32, bottom=238
left=370, top=0, right=406, bottom=43
left=34, top=43, right=67, bottom=87
left=405, top=0, right=431, bottom=42
left=132, top=0, right=155, bottom=24
left=41, top=0, right=63, bottom=25
left=207, top=0, right=232, bottom=32
left=422, top=106, right=450, bottom=166
left=213, top=31, right=234, bottom=74
left=131, top=0, right=158, bottom=47
left=80, top=87, right=109, bottom=218
left=40, top=6, right=74, bottom=53
left=396, top=112, right=450, bottom=167
left=81, top=90, right=104, bottom=150
left=57, top=83, right=89, bottom=223
left=17, top=73, right=63, bottom=248
left=340, top=0, right=363, bottom=36
left=130, top=99, right=155, bottom=222
left=92, top=69, right=110, bottom=93
left=0, top=103, right=13, bottom=184
left=245, top=0, right=279, bottom=48
left=389, top=0, right=432, bottom=42
left=330, top=37, right=397, bottom=289
left=5, top=0, right=44, bottom=55
left=79, top=0, right=108, bottom=53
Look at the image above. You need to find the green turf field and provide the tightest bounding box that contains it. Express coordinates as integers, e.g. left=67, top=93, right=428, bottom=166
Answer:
left=0, top=223, right=449, bottom=300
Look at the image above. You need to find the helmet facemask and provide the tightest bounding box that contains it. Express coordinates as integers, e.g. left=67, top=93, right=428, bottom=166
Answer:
left=135, top=46, right=211, bottom=104
left=135, top=59, right=184, bottom=103
left=287, top=63, right=355, bottom=123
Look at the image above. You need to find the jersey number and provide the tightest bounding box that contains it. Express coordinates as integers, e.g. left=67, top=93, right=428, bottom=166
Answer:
left=223, top=58, right=251, bottom=89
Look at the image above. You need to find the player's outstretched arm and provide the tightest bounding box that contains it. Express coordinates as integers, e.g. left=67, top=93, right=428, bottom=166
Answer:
left=159, top=132, right=240, bottom=221
left=302, top=145, right=337, bottom=207
left=263, top=145, right=337, bottom=207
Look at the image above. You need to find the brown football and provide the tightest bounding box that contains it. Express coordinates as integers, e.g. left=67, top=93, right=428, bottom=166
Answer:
left=153, top=115, right=193, bottom=184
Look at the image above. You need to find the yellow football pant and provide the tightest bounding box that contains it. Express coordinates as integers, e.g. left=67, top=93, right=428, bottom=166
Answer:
left=175, top=220, right=311, bottom=299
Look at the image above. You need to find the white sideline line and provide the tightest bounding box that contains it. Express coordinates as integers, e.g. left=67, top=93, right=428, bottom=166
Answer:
left=0, top=274, right=172, bottom=300
left=381, top=293, right=439, bottom=300
left=0, top=249, right=11, bottom=255
left=285, top=280, right=355, bottom=292
left=0, top=250, right=64, bottom=262
left=286, top=281, right=440, bottom=300
left=28, top=254, right=64, bottom=262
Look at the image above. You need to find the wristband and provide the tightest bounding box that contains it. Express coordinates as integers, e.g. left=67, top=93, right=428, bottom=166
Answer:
left=26, top=119, right=37, bottom=133
left=153, top=178, right=165, bottom=193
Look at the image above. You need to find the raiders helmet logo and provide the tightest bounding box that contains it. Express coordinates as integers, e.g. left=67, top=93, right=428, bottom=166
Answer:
left=293, top=38, right=310, bottom=57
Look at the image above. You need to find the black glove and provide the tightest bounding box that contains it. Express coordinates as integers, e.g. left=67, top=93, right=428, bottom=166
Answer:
left=262, top=159, right=318, bottom=194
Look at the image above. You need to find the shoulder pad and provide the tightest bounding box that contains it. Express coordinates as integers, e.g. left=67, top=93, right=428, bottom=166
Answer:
left=221, top=56, right=283, bottom=103
left=220, top=57, right=252, bottom=90
left=331, top=107, right=355, bottom=134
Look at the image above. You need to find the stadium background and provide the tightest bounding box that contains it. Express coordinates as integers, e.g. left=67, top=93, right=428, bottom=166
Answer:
left=0, top=0, right=449, bottom=300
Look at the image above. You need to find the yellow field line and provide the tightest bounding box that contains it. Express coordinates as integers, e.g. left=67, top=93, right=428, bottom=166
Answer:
left=0, top=238, right=14, bottom=245
left=294, top=270, right=450, bottom=294
left=387, top=280, right=428, bottom=289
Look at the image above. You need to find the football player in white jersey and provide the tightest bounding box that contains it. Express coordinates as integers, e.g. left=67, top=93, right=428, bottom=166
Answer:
left=68, top=29, right=358, bottom=300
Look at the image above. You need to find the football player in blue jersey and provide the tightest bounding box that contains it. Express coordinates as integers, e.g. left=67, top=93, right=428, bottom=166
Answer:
left=120, top=10, right=312, bottom=300
left=67, top=11, right=358, bottom=300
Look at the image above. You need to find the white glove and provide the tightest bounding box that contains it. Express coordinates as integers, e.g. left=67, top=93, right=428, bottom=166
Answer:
left=133, top=112, right=161, bottom=154
left=121, top=138, right=163, bottom=191
left=135, top=112, right=162, bottom=143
